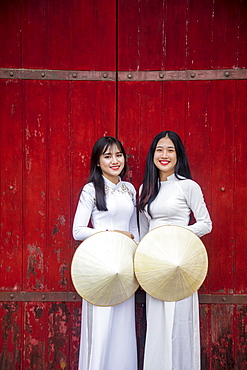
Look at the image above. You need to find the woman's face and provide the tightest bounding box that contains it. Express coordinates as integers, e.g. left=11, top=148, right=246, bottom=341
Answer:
left=153, top=136, right=177, bottom=181
left=99, top=144, right=125, bottom=184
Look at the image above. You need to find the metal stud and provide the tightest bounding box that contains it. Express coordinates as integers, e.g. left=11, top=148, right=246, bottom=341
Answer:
left=225, top=71, right=230, bottom=77
left=10, top=294, right=14, bottom=299
left=9, top=71, right=14, bottom=77
left=102, top=73, right=108, bottom=79
left=190, top=72, right=195, bottom=78
left=72, top=73, right=77, bottom=78
left=127, top=73, right=132, bottom=79
left=159, top=73, right=164, bottom=79
left=221, top=187, right=225, bottom=192
left=41, top=72, right=45, bottom=77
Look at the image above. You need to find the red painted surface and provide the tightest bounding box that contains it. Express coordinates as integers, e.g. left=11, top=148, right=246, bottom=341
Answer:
left=0, top=0, right=247, bottom=369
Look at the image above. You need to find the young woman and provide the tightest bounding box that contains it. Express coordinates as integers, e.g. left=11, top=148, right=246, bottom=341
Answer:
left=73, top=136, right=139, bottom=370
left=138, top=131, right=212, bottom=370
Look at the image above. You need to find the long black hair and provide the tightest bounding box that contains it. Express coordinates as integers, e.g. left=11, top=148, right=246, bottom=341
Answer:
left=87, top=136, right=127, bottom=211
left=138, top=131, right=191, bottom=216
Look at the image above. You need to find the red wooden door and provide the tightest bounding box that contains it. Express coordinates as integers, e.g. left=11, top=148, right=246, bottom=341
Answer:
left=0, top=1, right=247, bottom=369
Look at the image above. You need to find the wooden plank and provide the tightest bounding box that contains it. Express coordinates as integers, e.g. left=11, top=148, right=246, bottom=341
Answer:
left=238, top=0, right=247, bottom=68
left=46, top=81, right=72, bottom=292
left=139, top=0, right=164, bottom=70
left=21, top=0, right=47, bottom=68
left=0, top=302, right=22, bottom=368
left=0, top=0, right=21, bottom=68
left=71, top=0, right=116, bottom=71
left=200, top=304, right=212, bottom=369
left=235, top=80, right=247, bottom=294
left=47, top=302, right=69, bottom=368
left=22, top=80, right=48, bottom=291
left=46, top=0, right=71, bottom=69
left=70, top=0, right=97, bottom=70
left=0, top=80, right=23, bottom=291
left=165, top=0, right=187, bottom=70
left=162, top=81, right=186, bottom=137
left=211, top=305, right=235, bottom=369
left=23, top=302, right=47, bottom=368
left=185, top=81, right=213, bottom=295
left=96, top=0, right=116, bottom=70
left=210, top=80, right=236, bottom=294
left=118, top=82, right=163, bottom=190
left=69, top=302, right=82, bottom=369
left=212, top=0, right=240, bottom=68
left=187, top=0, right=214, bottom=69
left=235, top=305, right=247, bottom=369
left=118, top=0, right=140, bottom=70
left=135, top=293, right=146, bottom=370
left=70, top=81, right=116, bottom=225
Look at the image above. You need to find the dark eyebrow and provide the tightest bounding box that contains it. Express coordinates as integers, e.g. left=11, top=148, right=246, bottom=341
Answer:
left=103, top=151, right=122, bottom=155
left=156, top=145, right=175, bottom=149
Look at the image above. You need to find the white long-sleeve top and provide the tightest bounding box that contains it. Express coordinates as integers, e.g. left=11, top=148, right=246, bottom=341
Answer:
left=73, top=176, right=139, bottom=243
left=139, top=173, right=212, bottom=239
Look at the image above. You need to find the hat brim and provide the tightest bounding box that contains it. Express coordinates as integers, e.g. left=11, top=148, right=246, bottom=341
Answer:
left=134, top=225, right=208, bottom=301
left=71, top=231, right=139, bottom=306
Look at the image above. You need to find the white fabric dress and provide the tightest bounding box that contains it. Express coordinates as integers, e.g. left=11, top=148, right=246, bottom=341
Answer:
left=139, top=173, right=212, bottom=370
left=73, top=176, right=139, bottom=370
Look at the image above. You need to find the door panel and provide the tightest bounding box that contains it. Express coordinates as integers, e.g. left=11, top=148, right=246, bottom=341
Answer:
left=1, top=1, right=247, bottom=369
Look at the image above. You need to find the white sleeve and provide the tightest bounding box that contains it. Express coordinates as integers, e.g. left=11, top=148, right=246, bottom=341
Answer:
left=72, top=184, right=99, bottom=241
left=183, top=181, right=212, bottom=237
left=128, top=185, right=140, bottom=243
left=139, top=210, right=150, bottom=240
left=138, top=184, right=150, bottom=240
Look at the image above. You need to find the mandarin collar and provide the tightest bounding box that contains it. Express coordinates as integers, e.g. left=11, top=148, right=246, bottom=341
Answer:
left=160, top=173, right=176, bottom=183
left=103, top=176, right=122, bottom=189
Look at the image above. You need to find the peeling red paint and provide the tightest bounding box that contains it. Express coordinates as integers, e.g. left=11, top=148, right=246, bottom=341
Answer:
left=48, top=303, right=69, bottom=368
left=0, top=303, right=21, bottom=368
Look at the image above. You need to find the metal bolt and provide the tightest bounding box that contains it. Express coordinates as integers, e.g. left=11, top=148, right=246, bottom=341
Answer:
left=221, top=187, right=225, bottom=192
left=102, top=73, right=108, bottom=79
left=127, top=73, right=132, bottom=79
left=73, top=295, right=77, bottom=300
left=9, top=185, right=14, bottom=190
left=10, top=294, right=14, bottom=299
left=225, top=71, right=230, bottom=77
left=41, top=294, right=46, bottom=300
left=72, top=73, right=77, bottom=78
left=41, top=72, right=45, bottom=77
left=190, top=72, right=195, bottom=78
left=9, top=71, right=14, bottom=77
left=159, top=73, right=164, bottom=79
left=222, top=297, right=226, bottom=302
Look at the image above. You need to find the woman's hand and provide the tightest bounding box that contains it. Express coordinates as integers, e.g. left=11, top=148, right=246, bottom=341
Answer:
left=115, top=230, right=135, bottom=239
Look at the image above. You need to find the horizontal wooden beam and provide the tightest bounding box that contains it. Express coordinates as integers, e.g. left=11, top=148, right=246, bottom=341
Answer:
left=0, top=68, right=246, bottom=81
left=0, top=68, right=116, bottom=81
left=118, top=69, right=247, bottom=81
left=0, top=291, right=82, bottom=302
left=1, top=291, right=247, bottom=304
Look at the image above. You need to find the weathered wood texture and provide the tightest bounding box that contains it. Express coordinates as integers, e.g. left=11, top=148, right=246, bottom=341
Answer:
left=1, top=0, right=247, bottom=369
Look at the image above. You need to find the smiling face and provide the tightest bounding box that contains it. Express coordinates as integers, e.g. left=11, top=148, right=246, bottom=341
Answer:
left=99, top=144, right=125, bottom=184
left=153, top=136, right=177, bottom=181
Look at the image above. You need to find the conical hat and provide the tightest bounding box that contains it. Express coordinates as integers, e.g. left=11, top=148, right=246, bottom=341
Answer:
left=71, top=231, right=139, bottom=306
left=134, top=225, right=208, bottom=301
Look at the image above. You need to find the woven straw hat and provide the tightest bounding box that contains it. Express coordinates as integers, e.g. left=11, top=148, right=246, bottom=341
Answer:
left=134, top=225, right=208, bottom=301
left=71, top=231, right=139, bottom=306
